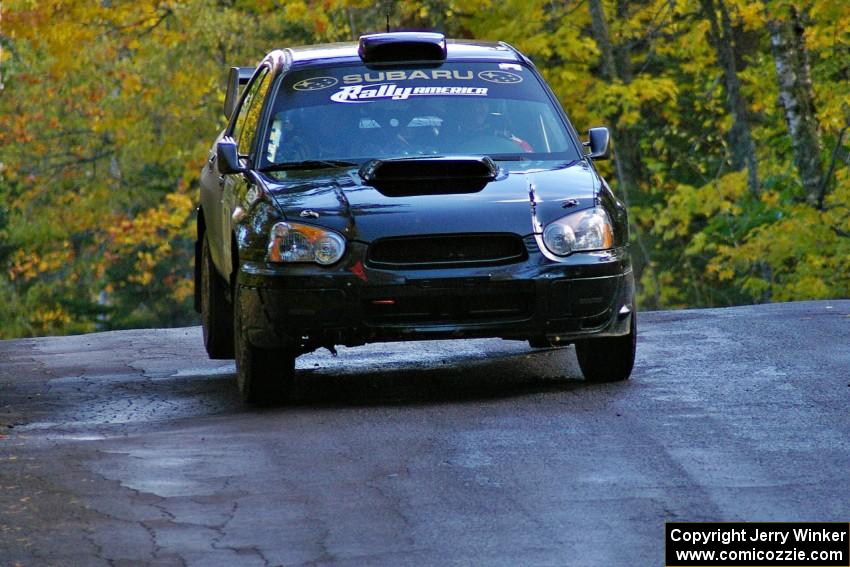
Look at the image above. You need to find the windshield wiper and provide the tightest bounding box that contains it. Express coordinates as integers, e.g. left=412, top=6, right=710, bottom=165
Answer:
left=493, top=157, right=582, bottom=168
left=491, top=155, right=529, bottom=161
left=260, top=159, right=359, bottom=172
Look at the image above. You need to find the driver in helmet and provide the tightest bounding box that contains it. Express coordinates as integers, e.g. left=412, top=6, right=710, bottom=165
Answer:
left=457, top=98, right=534, bottom=153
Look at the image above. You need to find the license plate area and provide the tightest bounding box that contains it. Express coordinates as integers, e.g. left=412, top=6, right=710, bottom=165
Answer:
left=363, top=280, right=534, bottom=325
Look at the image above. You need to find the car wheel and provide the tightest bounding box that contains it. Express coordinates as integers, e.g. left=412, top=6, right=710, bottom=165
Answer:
left=201, top=234, right=234, bottom=359
left=234, top=284, right=296, bottom=404
left=575, top=313, right=636, bottom=382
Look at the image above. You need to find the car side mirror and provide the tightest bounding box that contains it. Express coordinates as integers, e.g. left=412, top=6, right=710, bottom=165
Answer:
left=587, top=127, right=610, bottom=160
left=216, top=138, right=244, bottom=174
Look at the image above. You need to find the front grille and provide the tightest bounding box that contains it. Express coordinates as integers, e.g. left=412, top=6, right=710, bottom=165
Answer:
left=363, top=281, right=534, bottom=325
left=367, top=233, right=527, bottom=269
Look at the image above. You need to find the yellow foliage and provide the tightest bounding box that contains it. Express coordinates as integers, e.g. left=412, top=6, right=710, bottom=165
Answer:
left=32, top=306, right=72, bottom=330
left=8, top=245, right=74, bottom=282
left=653, top=171, right=749, bottom=240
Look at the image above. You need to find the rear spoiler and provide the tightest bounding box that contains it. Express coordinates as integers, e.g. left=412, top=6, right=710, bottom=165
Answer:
left=224, top=66, right=255, bottom=120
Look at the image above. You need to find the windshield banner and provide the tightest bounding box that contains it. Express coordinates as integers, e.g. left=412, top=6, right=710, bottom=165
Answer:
left=281, top=63, right=543, bottom=107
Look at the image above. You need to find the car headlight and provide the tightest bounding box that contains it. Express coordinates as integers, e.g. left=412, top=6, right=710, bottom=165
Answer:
left=267, top=222, right=346, bottom=265
left=542, top=208, right=614, bottom=256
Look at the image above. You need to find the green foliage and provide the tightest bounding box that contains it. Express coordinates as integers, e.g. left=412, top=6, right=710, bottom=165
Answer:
left=0, top=0, right=847, bottom=338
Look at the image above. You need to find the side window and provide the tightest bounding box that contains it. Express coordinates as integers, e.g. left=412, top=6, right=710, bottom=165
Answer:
left=237, top=71, right=272, bottom=156
left=231, top=68, right=270, bottom=154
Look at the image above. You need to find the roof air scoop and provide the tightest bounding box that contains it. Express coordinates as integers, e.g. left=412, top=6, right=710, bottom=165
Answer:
left=358, top=32, right=447, bottom=63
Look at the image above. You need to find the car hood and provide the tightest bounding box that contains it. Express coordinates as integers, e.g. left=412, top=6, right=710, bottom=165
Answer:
left=262, top=160, right=599, bottom=242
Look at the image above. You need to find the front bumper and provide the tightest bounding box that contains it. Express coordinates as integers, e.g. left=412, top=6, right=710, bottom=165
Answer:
left=236, top=241, right=634, bottom=350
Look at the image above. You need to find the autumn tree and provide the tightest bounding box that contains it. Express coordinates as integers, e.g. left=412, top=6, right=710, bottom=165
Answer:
left=0, top=0, right=317, bottom=337
left=1, top=0, right=848, bottom=339
left=700, top=0, right=760, bottom=196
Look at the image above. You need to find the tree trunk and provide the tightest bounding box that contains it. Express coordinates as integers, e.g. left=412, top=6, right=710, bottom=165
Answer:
left=587, top=0, right=659, bottom=308
left=700, top=0, right=760, bottom=196
left=768, top=6, right=824, bottom=207
left=587, top=0, right=646, bottom=193
left=588, top=0, right=618, bottom=81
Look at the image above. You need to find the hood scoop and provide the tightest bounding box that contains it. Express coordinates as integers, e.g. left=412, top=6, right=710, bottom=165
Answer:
left=359, top=156, right=498, bottom=197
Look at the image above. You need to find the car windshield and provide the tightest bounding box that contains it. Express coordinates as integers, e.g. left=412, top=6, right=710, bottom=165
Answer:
left=261, top=62, right=581, bottom=167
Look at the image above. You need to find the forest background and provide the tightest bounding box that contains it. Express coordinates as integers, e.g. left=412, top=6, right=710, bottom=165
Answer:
left=0, top=0, right=848, bottom=338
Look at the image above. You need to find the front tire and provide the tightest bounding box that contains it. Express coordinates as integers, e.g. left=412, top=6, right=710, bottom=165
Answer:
left=234, top=284, right=296, bottom=404
left=200, top=234, right=234, bottom=359
left=575, top=313, right=636, bottom=382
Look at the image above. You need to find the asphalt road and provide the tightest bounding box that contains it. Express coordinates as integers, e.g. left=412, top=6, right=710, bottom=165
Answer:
left=1, top=300, right=848, bottom=566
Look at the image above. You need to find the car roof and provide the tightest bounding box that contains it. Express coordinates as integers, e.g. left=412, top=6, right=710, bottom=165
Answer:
left=285, top=39, right=525, bottom=69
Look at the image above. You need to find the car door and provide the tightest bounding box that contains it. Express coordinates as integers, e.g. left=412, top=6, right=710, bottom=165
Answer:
left=201, top=65, right=271, bottom=279
left=220, top=66, right=274, bottom=280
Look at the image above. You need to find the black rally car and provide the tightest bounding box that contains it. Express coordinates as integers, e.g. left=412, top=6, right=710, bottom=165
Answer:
left=196, top=32, right=636, bottom=402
